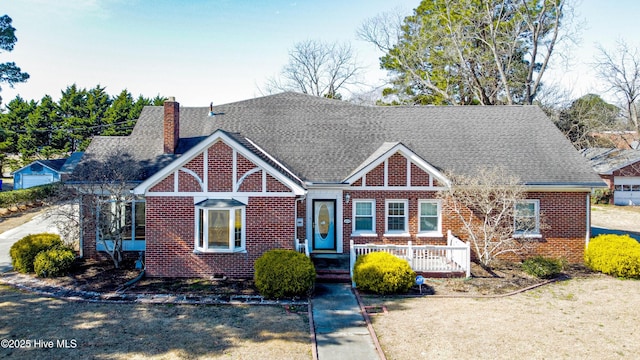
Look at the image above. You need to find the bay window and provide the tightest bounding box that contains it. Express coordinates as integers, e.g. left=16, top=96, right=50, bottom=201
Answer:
left=195, top=199, right=245, bottom=252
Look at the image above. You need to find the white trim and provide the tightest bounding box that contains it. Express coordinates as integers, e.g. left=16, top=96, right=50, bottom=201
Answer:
left=305, top=189, right=343, bottom=254
left=232, top=149, right=237, bottom=191
left=384, top=199, right=409, bottom=236
left=194, top=202, right=246, bottom=253
left=343, top=144, right=450, bottom=188
left=355, top=186, right=447, bottom=191
left=417, top=199, right=442, bottom=237
left=406, top=159, right=411, bottom=187
left=172, top=171, right=178, bottom=192
left=203, top=149, right=208, bottom=189
left=524, top=185, right=604, bottom=192
left=133, top=130, right=305, bottom=196
left=145, top=191, right=297, bottom=197
left=235, top=167, right=261, bottom=192
left=383, top=159, right=388, bottom=187
left=351, top=199, right=376, bottom=237
left=179, top=167, right=205, bottom=192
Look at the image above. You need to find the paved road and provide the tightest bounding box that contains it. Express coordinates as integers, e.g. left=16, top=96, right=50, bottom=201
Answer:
left=0, top=209, right=63, bottom=273
left=592, top=227, right=640, bottom=242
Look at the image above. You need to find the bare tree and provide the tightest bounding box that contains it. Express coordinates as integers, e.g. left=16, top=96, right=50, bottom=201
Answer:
left=64, top=150, right=143, bottom=268
left=263, top=39, right=364, bottom=99
left=595, top=40, right=640, bottom=132
left=358, top=0, right=576, bottom=105
left=438, top=167, right=543, bottom=268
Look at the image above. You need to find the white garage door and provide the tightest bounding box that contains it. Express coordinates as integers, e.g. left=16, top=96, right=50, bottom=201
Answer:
left=614, top=177, right=640, bottom=206
left=22, top=174, right=54, bottom=189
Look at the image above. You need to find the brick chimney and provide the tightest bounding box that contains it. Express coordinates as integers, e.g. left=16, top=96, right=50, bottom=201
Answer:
left=164, top=97, right=179, bottom=154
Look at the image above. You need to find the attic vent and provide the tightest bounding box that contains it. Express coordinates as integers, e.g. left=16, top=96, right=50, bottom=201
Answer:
left=208, top=102, right=224, bottom=117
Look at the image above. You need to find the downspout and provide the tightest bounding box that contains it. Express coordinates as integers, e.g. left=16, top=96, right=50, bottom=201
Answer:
left=295, top=194, right=306, bottom=252
left=78, top=198, right=84, bottom=258
left=585, top=192, right=591, bottom=248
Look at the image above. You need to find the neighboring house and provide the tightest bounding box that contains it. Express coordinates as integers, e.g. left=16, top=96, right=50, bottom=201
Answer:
left=581, top=148, right=640, bottom=205
left=73, top=92, right=605, bottom=278
left=13, top=152, right=83, bottom=190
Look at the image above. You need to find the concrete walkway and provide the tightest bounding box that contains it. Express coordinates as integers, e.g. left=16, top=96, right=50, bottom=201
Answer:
left=312, top=283, right=380, bottom=360
left=0, top=208, right=63, bottom=273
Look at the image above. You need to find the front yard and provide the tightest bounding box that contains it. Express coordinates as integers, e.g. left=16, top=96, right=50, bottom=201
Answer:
left=0, top=285, right=311, bottom=360
left=363, top=275, right=640, bottom=359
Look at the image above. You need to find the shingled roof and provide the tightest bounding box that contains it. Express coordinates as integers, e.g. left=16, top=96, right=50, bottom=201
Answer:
left=76, top=92, right=604, bottom=188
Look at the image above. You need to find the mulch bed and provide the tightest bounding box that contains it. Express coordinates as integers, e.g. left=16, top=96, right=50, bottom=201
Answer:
left=38, top=258, right=599, bottom=298
left=40, top=258, right=261, bottom=296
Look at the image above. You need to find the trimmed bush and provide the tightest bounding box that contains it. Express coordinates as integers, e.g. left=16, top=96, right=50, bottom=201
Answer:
left=353, top=252, right=416, bottom=294
left=254, top=249, right=316, bottom=299
left=34, top=246, right=76, bottom=278
left=522, top=256, right=566, bottom=279
left=9, top=233, right=63, bottom=273
left=585, top=234, right=640, bottom=279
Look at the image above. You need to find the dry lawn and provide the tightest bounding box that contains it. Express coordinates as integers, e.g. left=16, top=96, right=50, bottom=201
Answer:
left=0, top=285, right=311, bottom=360
left=591, top=204, right=640, bottom=233
left=367, top=276, right=640, bottom=359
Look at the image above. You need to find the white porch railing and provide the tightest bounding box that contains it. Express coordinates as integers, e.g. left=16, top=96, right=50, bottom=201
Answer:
left=296, top=238, right=310, bottom=257
left=350, top=231, right=470, bottom=286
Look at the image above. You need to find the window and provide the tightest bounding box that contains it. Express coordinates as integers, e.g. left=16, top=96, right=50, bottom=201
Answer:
left=352, top=200, right=375, bottom=235
left=514, top=200, right=540, bottom=236
left=96, top=199, right=145, bottom=251
left=98, top=199, right=145, bottom=241
left=418, top=200, right=441, bottom=235
left=385, top=200, right=408, bottom=235
left=195, top=199, right=245, bottom=252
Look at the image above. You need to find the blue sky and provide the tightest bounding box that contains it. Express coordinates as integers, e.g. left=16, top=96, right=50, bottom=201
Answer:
left=1, top=0, right=639, bottom=106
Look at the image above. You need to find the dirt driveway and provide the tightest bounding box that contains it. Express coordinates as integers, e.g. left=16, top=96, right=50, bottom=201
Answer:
left=367, top=275, right=640, bottom=359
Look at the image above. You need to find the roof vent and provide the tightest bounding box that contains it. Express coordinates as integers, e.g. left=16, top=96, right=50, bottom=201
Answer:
left=208, top=102, right=225, bottom=117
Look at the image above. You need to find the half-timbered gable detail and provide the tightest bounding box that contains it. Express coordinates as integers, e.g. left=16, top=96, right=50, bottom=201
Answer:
left=344, top=143, right=449, bottom=190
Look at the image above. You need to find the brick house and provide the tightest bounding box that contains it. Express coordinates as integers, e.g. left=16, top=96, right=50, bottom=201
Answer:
left=74, top=92, right=605, bottom=278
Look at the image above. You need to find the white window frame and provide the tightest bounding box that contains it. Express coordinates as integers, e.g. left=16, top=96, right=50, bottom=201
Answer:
left=195, top=203, right=246, bottom=253
left=417, top=199, right=442, bottom=237
left=384, top=199, right=409, bottom=237
left=352, top=199, right=376, bottom=236
left=514, top=199, right=541, bottom=237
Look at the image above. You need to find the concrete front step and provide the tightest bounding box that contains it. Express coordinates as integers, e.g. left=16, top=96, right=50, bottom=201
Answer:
left=311, top=253, right=351, bottom=283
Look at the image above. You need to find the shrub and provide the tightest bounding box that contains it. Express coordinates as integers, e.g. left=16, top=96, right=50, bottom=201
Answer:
left=9, top=233, right=63, bottom=273
left=522, top=256, right=566, bottom=279
left=254, top=249, right=316, bottom=299
left=0, top=184, right=57, bottom=208
left=353, top=252, right=416, bottom=294
left=33, top=246, right=76, bottom=278
left=591, top=189, right=611, bottom=205
left=585, top=234, right=640, bottom=279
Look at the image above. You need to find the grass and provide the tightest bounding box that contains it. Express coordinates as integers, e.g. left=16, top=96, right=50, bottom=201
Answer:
left=0, top=285, right=311, bottom=360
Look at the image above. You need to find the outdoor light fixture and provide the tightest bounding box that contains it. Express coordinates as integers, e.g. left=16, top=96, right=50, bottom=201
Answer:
left=345, top=193, right=351, bottom=204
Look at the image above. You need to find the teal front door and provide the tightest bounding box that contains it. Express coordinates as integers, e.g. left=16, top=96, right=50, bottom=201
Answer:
left=312, top=200, right=336, bottom=251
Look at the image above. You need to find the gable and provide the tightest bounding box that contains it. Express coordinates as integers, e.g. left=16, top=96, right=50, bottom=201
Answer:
left=344, top=144, right=449, bottom=189
left=137, top=130, right=305, bottom=196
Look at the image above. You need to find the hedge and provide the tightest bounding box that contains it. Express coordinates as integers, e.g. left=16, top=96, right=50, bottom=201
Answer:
left=0, top=184, right=57, bottom=208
